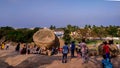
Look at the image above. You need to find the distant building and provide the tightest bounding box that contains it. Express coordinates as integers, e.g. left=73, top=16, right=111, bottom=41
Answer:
left=54, top=29, right=64, bottom=38
left=29, top=27, right=35, bottom=30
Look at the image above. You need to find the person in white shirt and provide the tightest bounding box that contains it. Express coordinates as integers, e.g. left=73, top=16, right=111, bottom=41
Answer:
left=5, top=43, right=10, bottom=50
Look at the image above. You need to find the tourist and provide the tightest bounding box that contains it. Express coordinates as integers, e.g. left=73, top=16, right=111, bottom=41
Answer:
left=36, top=46, right=41, bottom=54
left=51, top=46, right=56, bottom=55
left=76, top=42, right=82, bottom=58
left=1, top=42, right=5, bottom=50
left=70, top=41, right=75, bottom=58
left=27, top=45, right=31, bottom=54
left=21, top=44, right=27, bottom=54
left=103, top=41, right=110, bottom=60
left=62, top=42, right=69, bottom=63
left=15, top=43, right=20, bottom=52
left=32, top=45, right=37, bottom=54
left=80, top=39, right=89, bottom=64
left=5, top=42, right=10, bottom=50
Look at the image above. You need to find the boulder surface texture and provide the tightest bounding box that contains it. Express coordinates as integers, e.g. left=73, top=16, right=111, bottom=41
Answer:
left=33, top=28, right=60, bottom=50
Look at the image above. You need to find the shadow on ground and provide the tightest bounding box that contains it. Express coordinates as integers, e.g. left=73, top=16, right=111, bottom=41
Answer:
left=0, top=59, right=14, bottom=68
left=14, top=55, right=62, bottom=68
left=111, top=56, right=120, bottom=68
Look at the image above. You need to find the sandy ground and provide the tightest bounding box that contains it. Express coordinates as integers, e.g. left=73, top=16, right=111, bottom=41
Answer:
left=0, top=46, right=120, bottom=68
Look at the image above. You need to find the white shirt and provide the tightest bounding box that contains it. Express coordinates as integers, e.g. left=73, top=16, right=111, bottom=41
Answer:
left=116, top=44, right=120, bottom=49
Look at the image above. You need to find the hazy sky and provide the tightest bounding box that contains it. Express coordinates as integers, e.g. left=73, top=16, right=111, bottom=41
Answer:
left=0, top=0, right=120, bottom=28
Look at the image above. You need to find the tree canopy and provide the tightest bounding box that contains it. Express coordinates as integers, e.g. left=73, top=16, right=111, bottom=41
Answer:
left=0, top=25, right=120, bottom=43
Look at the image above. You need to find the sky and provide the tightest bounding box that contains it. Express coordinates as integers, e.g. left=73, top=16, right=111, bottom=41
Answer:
left=0, top=0, right=120, bottom=28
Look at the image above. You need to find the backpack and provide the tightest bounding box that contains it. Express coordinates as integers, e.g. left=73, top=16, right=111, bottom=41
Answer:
left=62, top=45, right=69, bottom=54
left=102, top=58, right=113, bottom=68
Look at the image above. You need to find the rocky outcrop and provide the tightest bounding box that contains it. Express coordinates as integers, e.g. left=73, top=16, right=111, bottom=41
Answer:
left=33, top=28, right=60, bottom=50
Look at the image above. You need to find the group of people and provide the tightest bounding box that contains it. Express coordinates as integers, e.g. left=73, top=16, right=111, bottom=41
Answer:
left=62, top=39, right=89, bottom=64
left=61, top=39, right=119, bottom=68
left=1, top=39, right=120, bottom=68
left=0, top=42, right=10, bottom=50
left=15, top=43, right=41, bottom=55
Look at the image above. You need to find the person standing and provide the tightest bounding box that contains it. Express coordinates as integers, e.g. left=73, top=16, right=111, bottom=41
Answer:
left=103, top=41, right=110, bottom=60
left=70, top=41, right=75, bottom=58
left=15, top=43, right=20, bottom=52
left=62, top=42, right=69, bottom=63
left=76, top=42, right=82, bottom=58
left=80, top=39, right=89, bottom=64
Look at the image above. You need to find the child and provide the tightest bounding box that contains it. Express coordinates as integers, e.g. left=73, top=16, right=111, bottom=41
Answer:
left=62, top=42, right=69, bottom=63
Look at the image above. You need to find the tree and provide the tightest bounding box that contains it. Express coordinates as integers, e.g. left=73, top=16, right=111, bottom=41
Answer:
left=49, top=25, right=56, bottom=30
left=67, top=24, right=79, bottom=32
left=63, top=29, right=71, bottom=44
left=0, top=26, right=14, bottom=40
left=106, top=25, right=118, bottom=37
left=85, top=25, right=91, bottom=29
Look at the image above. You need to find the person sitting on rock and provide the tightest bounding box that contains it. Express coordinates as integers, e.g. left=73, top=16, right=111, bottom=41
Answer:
left=51, top=46, right=56, bottom=55
left=1, top=42, right=5, bottom=50
left=15, top=43, right=20, bottom=52
left=21, top=44, right=27, bottom=54
left=36, top=46, right=41, bottom=54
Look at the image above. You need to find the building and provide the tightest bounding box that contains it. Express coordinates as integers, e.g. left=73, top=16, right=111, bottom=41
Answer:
left=54, top=29, right=64, bottom=38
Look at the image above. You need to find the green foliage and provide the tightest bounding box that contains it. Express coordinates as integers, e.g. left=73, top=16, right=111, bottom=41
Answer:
left=0, top=26, right=40, bottom=43
left=86, top=39, right=98, bottom=44
left=49, top=25, right=56, bottom=30
left=63, top=29, right=71, bottom=44
left=0, top=26, right=14, bottom=39
left=0, top=25, right=120, bottom=43
left=106, top=25, right=118, bottom=37
left=67, top=24, right=79, bottom=32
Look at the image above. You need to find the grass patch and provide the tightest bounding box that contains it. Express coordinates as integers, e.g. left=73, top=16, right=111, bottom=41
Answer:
left=86, top=40, right=102, bottom=45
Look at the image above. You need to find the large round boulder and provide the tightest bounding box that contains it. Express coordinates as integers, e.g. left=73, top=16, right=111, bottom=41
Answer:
left=33, top=28, right=60, bottom=50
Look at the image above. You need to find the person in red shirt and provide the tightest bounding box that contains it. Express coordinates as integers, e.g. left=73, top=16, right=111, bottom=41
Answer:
left=103, top=41, right=110, bottom=59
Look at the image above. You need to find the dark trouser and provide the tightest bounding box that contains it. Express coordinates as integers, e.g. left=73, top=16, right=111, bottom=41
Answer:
left=71, top=49, right=75, bottom=57
left=104, top=53, right=111, bottom=62
left=6, top=46, right=9, bottom=50
left=62, top=53, right=67, bottom=63
left=106, top=53, right=111, bottom=62
left=51, top=51, right=55, bottom=55
left=105, top=53, right=110, bottom=59
left=28, top=49, right=30, bottom=54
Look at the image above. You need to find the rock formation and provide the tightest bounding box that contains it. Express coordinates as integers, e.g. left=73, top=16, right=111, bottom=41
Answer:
left=33, top=28, right=60, bottom=50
